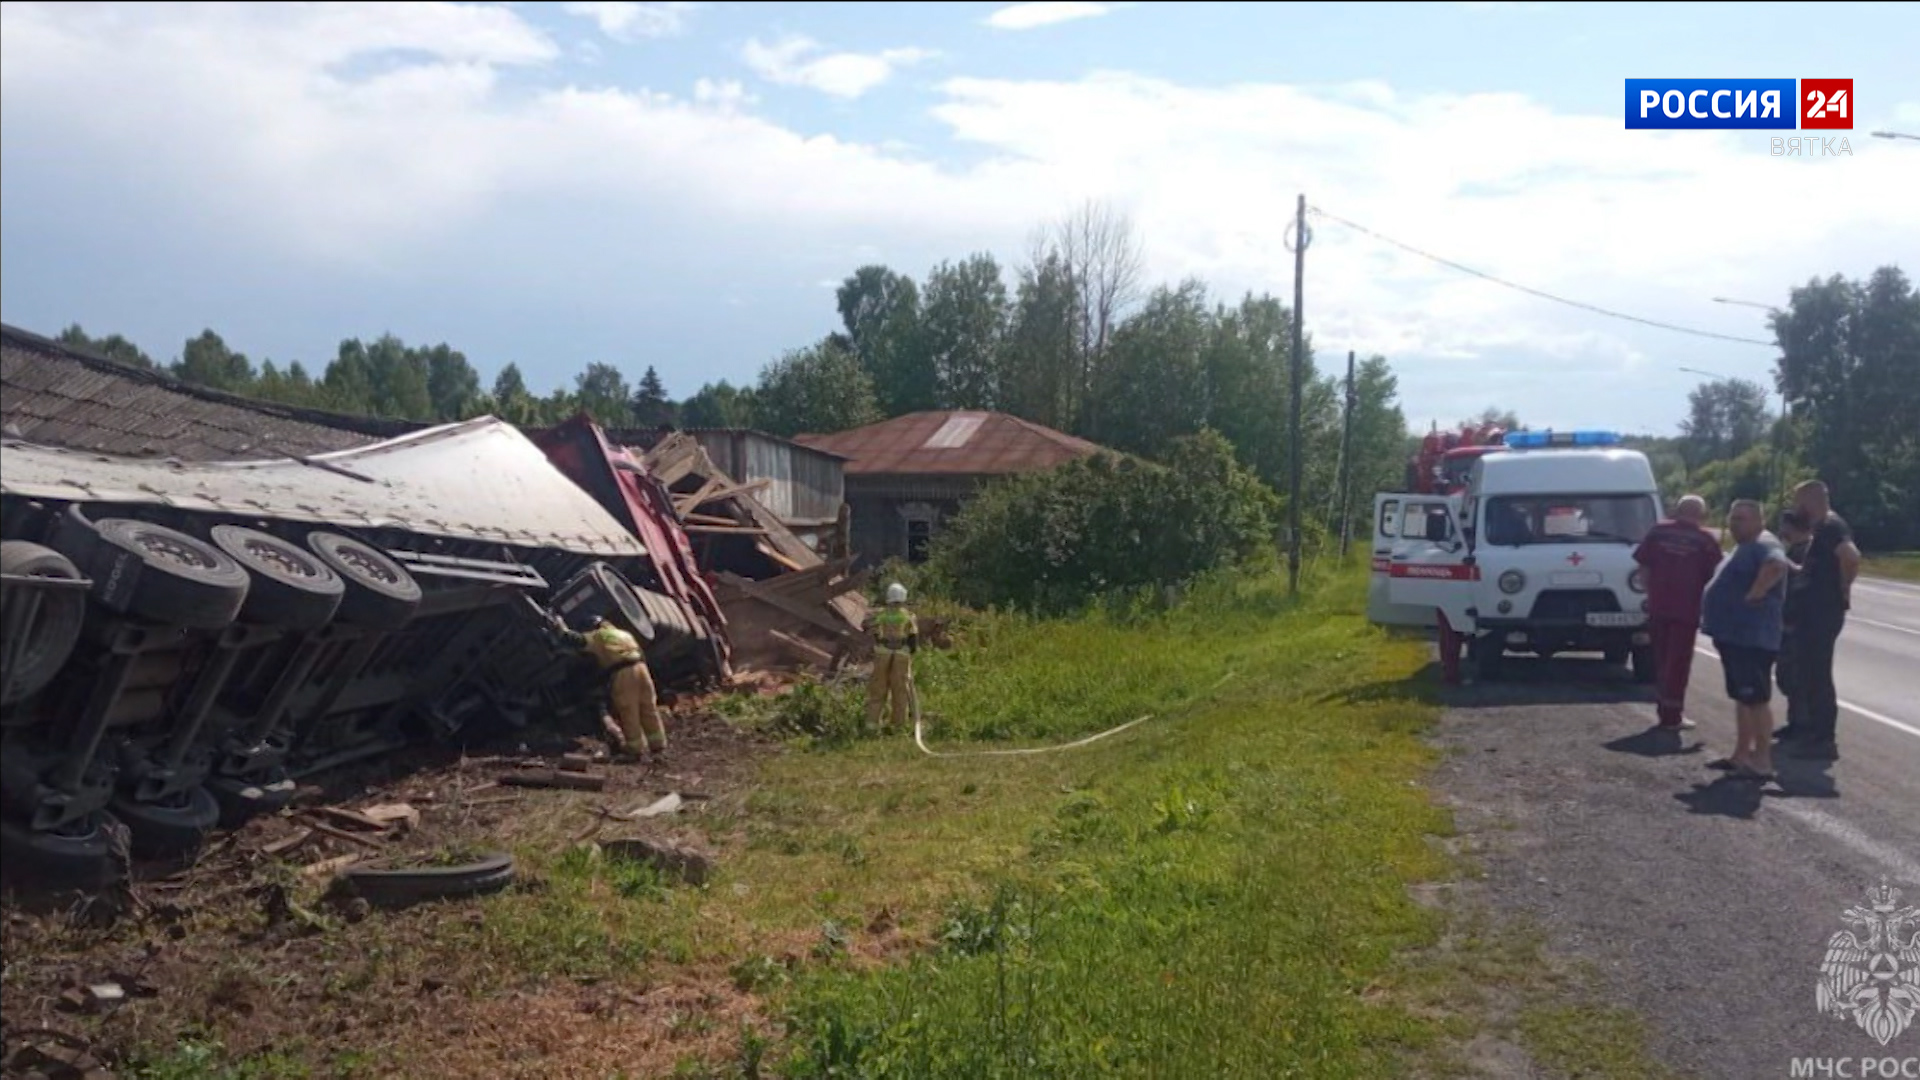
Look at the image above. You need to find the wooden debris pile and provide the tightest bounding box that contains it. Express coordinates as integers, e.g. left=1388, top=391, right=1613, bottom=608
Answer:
left=638, top=432, right=866, bottom=672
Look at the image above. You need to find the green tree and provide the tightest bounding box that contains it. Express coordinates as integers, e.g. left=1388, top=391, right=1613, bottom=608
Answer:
left=172, top=329, right=254, bottom=391
left=997, top=253, right=1078, bottom=430
left=1680, top=377, right=1771, bottom=468
left=837, top=265, right=930, bottom=415
left=363, top=334, right=432, bottom=420
left=1093, top=280, right=1212, bottom=457
left=1201, top=294, right=1294, bottom=487
left=631, top=365, right=676, bottom=428
left=1772, top=265, right=1920, bottom=549
left=680, top=380, right=758, bottom=429
left=573, top=362, right=633, bottom=427
left=1337, top=355, right=1409, bottom=538
left=322, top=339, right=377, bottom=414
left=423, top=344, right=482, bottom=421
left=57, top=324, right=155, bottom=369
left=754, top=338, right=882, bottom=437
left=921, top=253, right=1009, bottom=410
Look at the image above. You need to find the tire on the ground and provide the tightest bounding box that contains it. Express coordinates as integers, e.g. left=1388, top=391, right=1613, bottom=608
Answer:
left=343, top=852, right=515, bottom=908
left=211, top=525, right=344, bottom=630
left=1630, top=646, right=1658, bottom=684
left=0, top=812, right=124, bottom=898
left=305, top=532, right=421, bottom=630
left=207, top=771, right=299, bottom=830
left=112, top=786, right=220, bottom=861
left=77, top=516, right=250, bottom=628
left=0, top=541, right=88, bottom=707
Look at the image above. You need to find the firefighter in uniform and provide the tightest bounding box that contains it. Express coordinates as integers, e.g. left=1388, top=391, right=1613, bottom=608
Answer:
left=866, top=583, right=918, bottom=732
left=552, top=615, right=667, bottom=761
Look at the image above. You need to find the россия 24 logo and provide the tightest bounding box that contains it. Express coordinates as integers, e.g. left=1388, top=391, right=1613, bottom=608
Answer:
left=1624, top=78, right=1853, bottom=130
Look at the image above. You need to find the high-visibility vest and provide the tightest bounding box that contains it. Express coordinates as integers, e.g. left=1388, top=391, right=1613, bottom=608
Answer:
left=872, top=608, right=917, bottom=651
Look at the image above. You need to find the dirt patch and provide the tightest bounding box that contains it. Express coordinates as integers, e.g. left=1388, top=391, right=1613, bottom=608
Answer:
left=1, top=709, right=779, bottom=1078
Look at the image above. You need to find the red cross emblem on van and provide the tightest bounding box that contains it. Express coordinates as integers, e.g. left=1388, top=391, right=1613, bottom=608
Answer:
left=1565, top=552, right=1585, bottom=566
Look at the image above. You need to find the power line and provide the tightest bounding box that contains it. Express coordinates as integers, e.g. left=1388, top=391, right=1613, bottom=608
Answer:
left=1306, top=205, right=1777, bottom=348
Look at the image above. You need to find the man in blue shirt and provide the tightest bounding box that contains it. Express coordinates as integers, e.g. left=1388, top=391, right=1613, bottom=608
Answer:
left=1700, top=499, right=1792, bottom=781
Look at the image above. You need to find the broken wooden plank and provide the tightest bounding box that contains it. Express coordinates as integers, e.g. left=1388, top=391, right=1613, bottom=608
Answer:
left=769, top=628, right=835, bottom=668
left=683, top=512, right=743, bottom=527
left=261, top=828, right=315, bottom=858
left=558, top=753, right=596, bottom=774
left=299, top=817, right=388, bottom=850
left=683, top=524, right=770, bottom=536
left=300, top=853, right=361, bottom=878
left=361, top=804, right=421, bottom=831
left=500, top=769, right=608, bottom=792
left=716, top=572, right=857, bottom=638
left=313, top=806, right=388, bottom=832
left=686, top=477, right=770, bottom=509
left=672, top=474, right=726, bottom=514
left=757, top=543, right=809, bottom=573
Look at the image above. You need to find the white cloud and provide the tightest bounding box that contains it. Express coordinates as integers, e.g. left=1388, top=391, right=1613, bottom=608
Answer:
left=562, top=2, right=693, bottom=42
left=984, top=2, right=1114, bottom=30
left=1, top=1, right=1913, bottom=430
left=741, top=35, right=936, bottom=99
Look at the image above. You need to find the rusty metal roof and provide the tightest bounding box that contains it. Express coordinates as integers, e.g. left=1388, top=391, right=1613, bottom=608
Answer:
left=1, top=418, right=648, bottom=558
left=793, top=411, right=1104, bottom=476
left=1, top=323, right=412, bottom=461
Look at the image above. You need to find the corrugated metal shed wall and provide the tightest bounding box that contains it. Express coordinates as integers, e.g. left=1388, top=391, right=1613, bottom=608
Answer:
left=690, top=431, right=842, bottom=525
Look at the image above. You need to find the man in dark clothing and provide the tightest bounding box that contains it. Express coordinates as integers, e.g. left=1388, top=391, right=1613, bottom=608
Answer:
left=1632, top=494, right=1724, bottom=730
left=1700, top=500, right=1791, bottom=781
left=1773, top=511, right=1813, bottom=742
left=1783, top=481, right=1861, bottom=760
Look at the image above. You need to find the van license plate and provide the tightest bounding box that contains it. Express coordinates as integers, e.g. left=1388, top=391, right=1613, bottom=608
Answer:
left=1585, top=612, right=1645, bottom=628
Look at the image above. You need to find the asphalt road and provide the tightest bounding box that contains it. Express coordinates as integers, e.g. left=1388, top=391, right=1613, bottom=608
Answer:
left=1429, top=575, right=1920, bottom=1080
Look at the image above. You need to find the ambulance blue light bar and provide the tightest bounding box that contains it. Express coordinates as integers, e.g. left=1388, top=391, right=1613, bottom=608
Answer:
left=1502, top=430, right=1621, bottom=449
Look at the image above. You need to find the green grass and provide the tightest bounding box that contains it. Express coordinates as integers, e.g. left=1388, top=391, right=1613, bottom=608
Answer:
left=699, top=567, right=1459, bottom=1077
left=1864, top=552, right=1920, bottom=583
left=93, top=562, right=1674, bottom=1078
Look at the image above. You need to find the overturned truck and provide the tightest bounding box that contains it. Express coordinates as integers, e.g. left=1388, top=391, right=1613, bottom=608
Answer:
left=0, top=417, right=725, bottom=894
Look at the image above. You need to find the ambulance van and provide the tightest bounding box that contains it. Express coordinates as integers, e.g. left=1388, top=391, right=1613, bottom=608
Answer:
left=1371, top=430, right=1663, bottom=683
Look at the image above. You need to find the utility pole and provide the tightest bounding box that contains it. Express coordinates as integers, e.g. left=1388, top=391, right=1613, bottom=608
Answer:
left=1337, top=349, right=1356, bottom=560
left=1287, top=194, right=1308, bottom=597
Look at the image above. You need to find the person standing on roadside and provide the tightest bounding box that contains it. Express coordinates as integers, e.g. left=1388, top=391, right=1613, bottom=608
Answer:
left=1700, top=500, right=1792, bottom=781
left=1773, top=511, right=1813, bottom=743
left=1782, top=481, right=1861, bottom=760
left=1632, top=494, right=1725, bottom=731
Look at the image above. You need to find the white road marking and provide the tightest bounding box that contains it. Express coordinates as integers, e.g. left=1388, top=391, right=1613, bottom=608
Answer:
left=1855, top=579, right=1920, bottom=598
left=1693, top=645, right=1920, bottom=741
left=1771, top=801, right=1920, bottom=886
left=1848, top=615, right=1920, bottom=638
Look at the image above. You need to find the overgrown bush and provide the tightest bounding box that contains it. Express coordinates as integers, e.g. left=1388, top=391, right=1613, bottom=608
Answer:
left=925, top=429, right=1282, bottom=614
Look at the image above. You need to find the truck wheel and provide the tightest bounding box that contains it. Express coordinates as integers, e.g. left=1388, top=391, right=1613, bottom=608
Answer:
left=112, top=786, right=220, bottom=861
left=0, top=811, right=124, bottom=897
left=211, top=526, right=344, bottom=630
left=80, top=516, right=251, bottom=628
left=0, top=541, right=88, bottom=706
left=1630, top=646, right=1658, bottom=685
left=306, top=533, right=421, bottom=630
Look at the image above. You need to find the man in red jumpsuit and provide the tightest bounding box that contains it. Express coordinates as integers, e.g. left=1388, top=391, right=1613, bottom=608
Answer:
left=1632, top=495, right=1725, bottom=730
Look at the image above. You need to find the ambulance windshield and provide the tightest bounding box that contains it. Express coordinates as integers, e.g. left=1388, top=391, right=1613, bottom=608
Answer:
left=1481, top=494, right=1658, bottom=546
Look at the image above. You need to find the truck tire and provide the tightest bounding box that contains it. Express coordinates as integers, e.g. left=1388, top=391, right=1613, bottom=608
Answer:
left=0, top=811, right=124, bottom=897
left=1630, top=646, right=1658, bottom=685
left=112, top=786, right=220, bottom=861
left=343, top=852, right=515, bottom=908
left=306, top=532, right=421, bottom=630
left=60, top=513, right=250, bottom=629
left=0, top=541, right=88, bottom=707
left=211, top=525, right=344, bottom=630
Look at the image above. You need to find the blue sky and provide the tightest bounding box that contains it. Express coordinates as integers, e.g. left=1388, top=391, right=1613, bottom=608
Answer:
left=3, top=1, right=1916, bottom=434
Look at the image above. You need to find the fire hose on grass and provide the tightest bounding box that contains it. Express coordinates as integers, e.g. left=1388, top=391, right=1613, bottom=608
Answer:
left=905, top=670, right=1238, bottom=759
